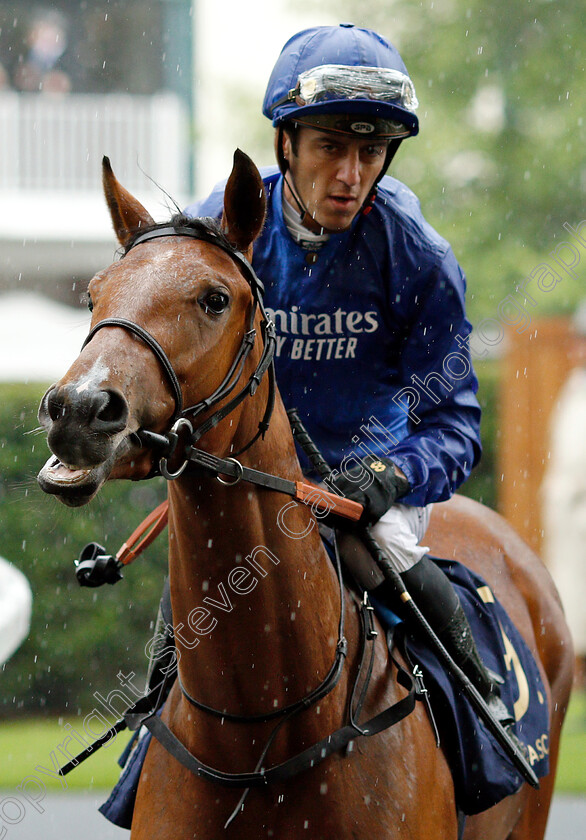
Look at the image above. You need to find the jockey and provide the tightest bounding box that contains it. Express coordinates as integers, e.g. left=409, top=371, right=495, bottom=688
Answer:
left=185, top=25, right=510, bottom=726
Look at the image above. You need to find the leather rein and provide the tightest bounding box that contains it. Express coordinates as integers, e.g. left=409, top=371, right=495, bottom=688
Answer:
left=72, top=220, right=419, bottom=791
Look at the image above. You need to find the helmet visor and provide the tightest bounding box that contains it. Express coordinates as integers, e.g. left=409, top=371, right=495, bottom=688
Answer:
left=288, top=64, right=418, bottom=113
left=291, top=112, right=411, bottom=138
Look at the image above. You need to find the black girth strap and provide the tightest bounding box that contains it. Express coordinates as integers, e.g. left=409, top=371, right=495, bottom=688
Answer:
left=132, top=654, right=418, bottom=789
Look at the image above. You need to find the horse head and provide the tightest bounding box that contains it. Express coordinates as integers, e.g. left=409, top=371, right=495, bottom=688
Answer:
left=37, top=150, right=267, bottom=507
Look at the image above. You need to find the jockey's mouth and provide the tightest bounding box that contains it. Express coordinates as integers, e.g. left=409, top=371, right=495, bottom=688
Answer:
left=328, top=192, right=359, bottom=206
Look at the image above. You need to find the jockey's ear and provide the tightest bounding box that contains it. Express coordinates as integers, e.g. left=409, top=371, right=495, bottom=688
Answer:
left=221, top=149, right=266, bottom=258
left=102, top=156, right=155, bottom=247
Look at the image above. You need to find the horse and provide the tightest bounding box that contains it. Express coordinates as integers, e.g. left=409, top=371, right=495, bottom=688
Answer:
left=37, top=151, right=573, bottom=839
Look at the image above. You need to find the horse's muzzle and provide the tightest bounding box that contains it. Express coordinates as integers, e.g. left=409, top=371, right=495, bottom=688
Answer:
left=38, top=382, right=130, bottom=469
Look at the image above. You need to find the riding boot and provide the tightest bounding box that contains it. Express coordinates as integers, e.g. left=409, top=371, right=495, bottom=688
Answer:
left=434, top=600, right=513, bottom=726
left=397, top=556, right=514, bottom=727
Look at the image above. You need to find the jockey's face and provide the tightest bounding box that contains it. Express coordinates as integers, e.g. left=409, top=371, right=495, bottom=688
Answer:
left=281, top=126, right=388, bottom=232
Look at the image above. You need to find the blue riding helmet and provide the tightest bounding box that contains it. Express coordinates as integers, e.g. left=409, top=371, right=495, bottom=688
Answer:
left=263, top=23, right=419, bottom=138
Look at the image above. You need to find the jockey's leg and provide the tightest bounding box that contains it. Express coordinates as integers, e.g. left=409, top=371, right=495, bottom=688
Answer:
left=370, top=505, right=513, bottom=726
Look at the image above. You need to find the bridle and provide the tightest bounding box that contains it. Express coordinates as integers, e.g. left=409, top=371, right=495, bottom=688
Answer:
left=82, top=219, right=278, bottom=477
left=82, top=218, right=356, bottom=717
left=64, top=219, right=421, bottom=804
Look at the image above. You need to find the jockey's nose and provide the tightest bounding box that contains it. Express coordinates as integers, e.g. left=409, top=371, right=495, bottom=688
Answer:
left=336, top=148, right=361, bottom=187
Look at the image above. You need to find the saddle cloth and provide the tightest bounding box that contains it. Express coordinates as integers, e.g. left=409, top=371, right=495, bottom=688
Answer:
left=373, top=558, right=550, bottom=814
left=99, top=558, right=550, bottom=827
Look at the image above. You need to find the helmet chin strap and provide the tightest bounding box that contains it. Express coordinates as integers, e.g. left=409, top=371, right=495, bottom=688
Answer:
left=283, top=172, right=328, bottom=235
left=361, top=137, right=403, bottom=218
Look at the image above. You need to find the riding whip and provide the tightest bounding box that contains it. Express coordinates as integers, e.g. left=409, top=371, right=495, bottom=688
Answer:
left=285, top=407, right=539, bottom=789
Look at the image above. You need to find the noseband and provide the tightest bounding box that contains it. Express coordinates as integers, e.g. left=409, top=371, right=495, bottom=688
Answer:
left=82, top=220, right=277, bottom=476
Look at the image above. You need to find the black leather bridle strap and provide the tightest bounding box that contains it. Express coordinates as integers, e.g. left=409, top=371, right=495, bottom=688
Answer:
left=82, top=317, right=184, bottom=421
left=82, top=220, right=277, bottom=460
left=126, top=223, right=277, bottom=453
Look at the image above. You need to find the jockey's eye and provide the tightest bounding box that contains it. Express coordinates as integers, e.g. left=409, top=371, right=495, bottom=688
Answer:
left=200, top=290, right=230, bottom=316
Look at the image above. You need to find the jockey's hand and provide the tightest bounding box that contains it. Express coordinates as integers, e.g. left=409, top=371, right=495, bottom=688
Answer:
left=330, top=456, right=411, bottom=525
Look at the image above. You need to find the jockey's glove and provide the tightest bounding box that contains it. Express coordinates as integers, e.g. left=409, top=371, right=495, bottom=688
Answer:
left=331, top=455, right=411, bottom=525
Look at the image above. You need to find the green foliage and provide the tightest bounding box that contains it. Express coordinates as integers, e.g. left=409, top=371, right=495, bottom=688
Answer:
left=0, top=384, right=168, bottom=718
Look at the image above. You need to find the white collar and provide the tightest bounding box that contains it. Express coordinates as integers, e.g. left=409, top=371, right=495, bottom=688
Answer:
left=281, top=194, right=330, bottom=250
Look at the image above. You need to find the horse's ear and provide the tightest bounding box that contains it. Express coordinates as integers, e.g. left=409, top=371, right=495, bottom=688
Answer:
left=221, top=149, right=266, bottom=256
left=102, top=156, right=155, bottom=247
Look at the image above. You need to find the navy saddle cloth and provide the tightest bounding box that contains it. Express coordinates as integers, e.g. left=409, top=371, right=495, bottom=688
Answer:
left=373, top=558, right=550, bottom=814
left=100, top=558, right=550, bottom=827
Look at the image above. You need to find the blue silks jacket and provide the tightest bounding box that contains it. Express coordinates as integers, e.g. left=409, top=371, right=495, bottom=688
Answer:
left=185, top=169, right=481, bottom=506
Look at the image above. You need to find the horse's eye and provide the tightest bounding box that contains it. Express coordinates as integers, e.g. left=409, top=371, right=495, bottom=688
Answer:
left=201, top=291, right=229, bottom=316
left=87, top=294, right=94, bottom=313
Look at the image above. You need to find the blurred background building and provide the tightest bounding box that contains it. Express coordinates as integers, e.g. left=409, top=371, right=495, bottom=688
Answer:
left=0, top=0, right=193, bottom=307
left=0, top=0, right=330, bottom=310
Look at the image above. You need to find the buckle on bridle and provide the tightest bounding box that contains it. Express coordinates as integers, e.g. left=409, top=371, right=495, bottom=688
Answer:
left=216, top=457, right=244, bottom=486
left=159, top=417, right=194, bottom=480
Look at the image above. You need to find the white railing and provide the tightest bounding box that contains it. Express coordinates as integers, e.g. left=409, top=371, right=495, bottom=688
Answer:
left=0, top=91, right=189, bottom=197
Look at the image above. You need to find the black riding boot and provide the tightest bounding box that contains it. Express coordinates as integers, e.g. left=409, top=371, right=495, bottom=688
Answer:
left=398, top=556, right=513, bottom=726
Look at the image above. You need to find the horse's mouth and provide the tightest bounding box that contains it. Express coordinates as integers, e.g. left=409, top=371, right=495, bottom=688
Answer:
left=37, top=431, right=154, bottom=506
left=37, top=454, right=114, bottom=507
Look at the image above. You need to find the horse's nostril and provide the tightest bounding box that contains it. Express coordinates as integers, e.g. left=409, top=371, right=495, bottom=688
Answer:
left=46, top=390, right=66, bottom=423
left=96, top=390, right=129, bottom=429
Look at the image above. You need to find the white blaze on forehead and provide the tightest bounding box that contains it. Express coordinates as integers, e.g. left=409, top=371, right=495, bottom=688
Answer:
left=74, top=358, right=111, bottom=394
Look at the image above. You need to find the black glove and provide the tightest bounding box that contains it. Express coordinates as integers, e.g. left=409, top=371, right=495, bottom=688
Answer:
left=330, top=456, right=411, bottom=525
